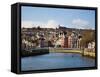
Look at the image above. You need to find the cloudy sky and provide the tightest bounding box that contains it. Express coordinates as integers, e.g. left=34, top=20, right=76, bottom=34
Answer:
left=21, top=6, right=95, bottom=29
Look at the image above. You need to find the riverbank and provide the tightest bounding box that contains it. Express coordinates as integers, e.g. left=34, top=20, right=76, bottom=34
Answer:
left=21, top=48, right=49, bottom=57
left=82, top=50, right=95, bottom=58
left=49, top=48, right=81, bottom=53
left=49, top=48, right=95, bottom=58
left=21, top=48, right=95, bottom=58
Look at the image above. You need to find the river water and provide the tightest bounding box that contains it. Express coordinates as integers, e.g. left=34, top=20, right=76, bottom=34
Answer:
left=21, top=53, right=95, bottom=71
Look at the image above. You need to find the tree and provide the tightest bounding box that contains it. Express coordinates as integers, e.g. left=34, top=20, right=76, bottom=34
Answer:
left=37, top=26, right=41, bottom=30
left=80, top=30, right=95, bottom=48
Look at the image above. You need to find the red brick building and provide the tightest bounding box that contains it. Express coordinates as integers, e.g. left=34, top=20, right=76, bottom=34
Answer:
left=63, top=37, right=68, bottom=48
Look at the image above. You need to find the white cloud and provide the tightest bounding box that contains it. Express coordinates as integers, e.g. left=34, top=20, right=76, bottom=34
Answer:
left=72, top=19, right=94, bottom=29
left=22, top=19, right=94, bottom=30
left=22, top=21, right=33, bottom=28
left=46, top=20, right=59, bottom=28
left=22, top=20, right=59, bottom=29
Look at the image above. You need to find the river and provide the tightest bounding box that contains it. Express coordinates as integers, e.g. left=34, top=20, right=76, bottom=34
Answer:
left=21, top=53, right=95, bottom=71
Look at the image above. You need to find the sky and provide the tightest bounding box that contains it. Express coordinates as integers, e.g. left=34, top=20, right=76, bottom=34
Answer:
left=21, top=6, right=95, bottom=29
